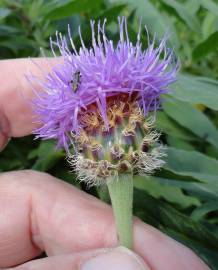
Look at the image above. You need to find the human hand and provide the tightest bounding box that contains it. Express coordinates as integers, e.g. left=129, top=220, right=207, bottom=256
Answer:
left=0, top=59, right=210, bottom=270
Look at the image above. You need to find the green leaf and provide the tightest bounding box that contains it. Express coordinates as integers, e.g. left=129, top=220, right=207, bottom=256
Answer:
left=170, top=75, right=218, bottom=111
left=191, top=202, right=218, bottom=221
left=46, top=0, right=102, bottom=20
left=200, top=0, right=218, bottom=16
left=160, top=0, right=200, bottom=32
left=0, top=8, right=11, bottom=19
left=134, top=175, right=200, bottom=208
left=0, top=36, right=37, bottom=55
left=156, top=111, right=196, bottom=141
left=108, top=0, right=179, bottom=48
left=185, top=0, right=200, bottom=15
left=0, top=25, right=20, bottom=36
left=134, top=189, right=218, bottom=269
left=163, top=98, right=218, bottom=148
left=98, top=4, right=126, bottom=22
left=202, top=13, right=217, bottom=39
left=165, top=147, right=218, bottom=186
left=151, top=177, right=218, bottom=201
left=193, top=31, right=218, bottom=60
left=167, top=136, right=196, bottom=150
left=31, top=140, right=64, bottom=171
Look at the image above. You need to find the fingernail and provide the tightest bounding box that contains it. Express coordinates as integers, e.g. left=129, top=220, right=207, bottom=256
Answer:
left=0, top=110, right=10, bottom=151
left=81, top=246, right=150, bottom=270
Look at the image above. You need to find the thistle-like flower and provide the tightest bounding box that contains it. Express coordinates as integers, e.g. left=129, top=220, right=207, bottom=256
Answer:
left=32, top=17, right=178, bottom=249
left=33, top=18, right=178, bottom=186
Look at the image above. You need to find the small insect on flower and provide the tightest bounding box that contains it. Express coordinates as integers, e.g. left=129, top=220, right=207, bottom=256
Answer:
left=69, top=70, right=81, bottom=93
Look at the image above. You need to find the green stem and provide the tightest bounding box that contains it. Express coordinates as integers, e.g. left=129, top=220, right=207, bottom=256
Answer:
left=107, top=173, right=133, bottom=249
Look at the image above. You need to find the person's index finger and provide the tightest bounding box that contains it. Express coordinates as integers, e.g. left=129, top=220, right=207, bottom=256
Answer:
left=0, top=58, right=57, bottom=138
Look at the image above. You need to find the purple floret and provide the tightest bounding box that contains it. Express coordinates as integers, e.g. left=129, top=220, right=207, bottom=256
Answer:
left=32, top=17, right=178, bottom=150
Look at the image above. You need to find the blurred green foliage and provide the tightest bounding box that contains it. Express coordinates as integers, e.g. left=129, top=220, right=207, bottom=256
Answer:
left=1, top=0, right=218, bottom=268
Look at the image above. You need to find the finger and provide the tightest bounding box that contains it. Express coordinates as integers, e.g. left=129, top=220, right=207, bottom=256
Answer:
left=8, top=247, right=148, bottom=270
left=0, top=58, right=58, bottom=138
left=0, top=170, right=209, bottom=270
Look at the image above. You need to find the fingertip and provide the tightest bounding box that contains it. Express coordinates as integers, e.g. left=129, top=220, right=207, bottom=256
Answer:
left=81, top=246, right=149, bottom=270
left=134, top=221, right=210, bottom=270
left=0, top=58, right=59, bottom=138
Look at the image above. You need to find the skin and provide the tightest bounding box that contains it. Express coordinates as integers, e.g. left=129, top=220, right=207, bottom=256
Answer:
left=0, top=59, right=210, bottom=270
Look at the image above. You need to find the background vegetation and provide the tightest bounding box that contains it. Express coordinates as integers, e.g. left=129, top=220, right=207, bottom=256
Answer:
left=1, top=0, right=218, bottom=268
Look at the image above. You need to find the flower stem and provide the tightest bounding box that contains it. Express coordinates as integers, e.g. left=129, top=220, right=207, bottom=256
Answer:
left=107, top=173, right=133, bottom=249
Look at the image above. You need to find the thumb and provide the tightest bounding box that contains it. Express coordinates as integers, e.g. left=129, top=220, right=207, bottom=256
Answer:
left=10, top=247, right=150, bottom=270
left=81, top=247, right=149, bottom=270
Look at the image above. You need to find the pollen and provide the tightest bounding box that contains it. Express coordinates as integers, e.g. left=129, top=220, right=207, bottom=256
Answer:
left=79, top=111, right=101, bottom=131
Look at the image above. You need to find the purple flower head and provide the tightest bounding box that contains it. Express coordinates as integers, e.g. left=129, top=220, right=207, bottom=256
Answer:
left=32, top=17, right=178, bottom=151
